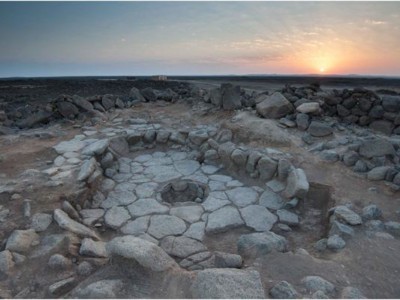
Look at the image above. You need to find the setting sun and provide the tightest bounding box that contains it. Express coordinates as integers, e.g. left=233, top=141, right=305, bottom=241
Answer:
left=319, top=67, right=325, bottom=73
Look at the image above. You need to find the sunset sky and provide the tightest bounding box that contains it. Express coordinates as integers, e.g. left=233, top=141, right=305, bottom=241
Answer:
left=0, top=1, right=399, bottom=77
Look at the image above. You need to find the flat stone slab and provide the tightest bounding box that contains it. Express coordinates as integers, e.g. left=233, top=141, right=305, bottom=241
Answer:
left=170, top=206, right=204, bottom=223
left=147, top=215, right=187, bottom=239
left=101, top=190, right=137, bottom=209
left=121, top=216, right=150, bottom=235
left=174, top=160, right=200, bottom=176
left=206, top=206, right=244, bottom=233
left=259, top=189, right=285, bottom=211
left=276, top=209, right=299, bottom=226
left=226, top=187, right=259, bottom=207
left=161, top=236, right=207, bottom=258
left=53, top=140, right=86, bottom=154
left=333, top=206, right=362, bottom=225
left=53, top=209, right=100, bottom=240
left=104, top=206, right=131, bottom=229
left=135, top=182, right=158, bottom=198
left=191, top=268, right=265, bottom=299
left=127, top=198, right=169, bottom=217
left=184, top=222, right=206, bottom=241
left=240, top=205, right=278, bottom=231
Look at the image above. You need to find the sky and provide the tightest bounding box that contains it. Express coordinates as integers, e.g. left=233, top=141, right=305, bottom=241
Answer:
left=0, top=1, right=399, bottom=77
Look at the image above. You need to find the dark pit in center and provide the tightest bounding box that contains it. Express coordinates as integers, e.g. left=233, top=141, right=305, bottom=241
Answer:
left=161, top=180, right=208, bottom=204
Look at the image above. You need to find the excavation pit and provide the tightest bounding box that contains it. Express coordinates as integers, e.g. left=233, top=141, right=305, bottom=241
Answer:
left=161, top=180, right=208, bottom=205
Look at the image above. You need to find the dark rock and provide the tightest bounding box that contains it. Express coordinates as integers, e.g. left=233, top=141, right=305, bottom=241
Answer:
left=369, top=120, right=394, bottom=135
left=101, top=95, right=115, bottom=110
left=72, top=96, right=94, bottom=112
left=368, top=105, right=385, bottom=118
left=237, top=232, right=288, bottom=258
left=342, top=151, right=359, bottom=166
left=16, top=110, right=52, bottom=129
left=308, top=121, right=333, bottom=137
left=327, top=234, right=346, bottom=250
left=221, top=84, right=242, bottom=110
left=382, top=95, right=400, bottom=112
left=141, top=87, right=157, bottom=102
left=270, top=281, right=300, bottom=299
left=359, top=98, right=373, bottom=112
left=93, top=102, right=106, bottom=112
left=367, top=166, right=390, bottom=181
left=210, top=88, right=222, bottom=107
left=129, top=87, right=146, bottom=102
left=337, top=104, right=350, bottom=117
left=256, top=92, right=294, bottom=119
left=358, top=138, right=395, bottom=158
left=362, top=204, right=382, bottom=220
left=296, top=113, right=310, bottom=131
left=56, top=102, right=79, bottom=118
left=358, top=116, right=371, bottom=126
left=342, top=98, right=357, bottom=109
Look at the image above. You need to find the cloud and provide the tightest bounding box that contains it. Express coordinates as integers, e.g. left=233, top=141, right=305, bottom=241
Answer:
left=365, top=19, right=387, bottom=25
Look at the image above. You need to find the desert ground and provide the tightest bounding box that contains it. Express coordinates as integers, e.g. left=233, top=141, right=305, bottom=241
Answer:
left=0, top=76, right=400, bottom=298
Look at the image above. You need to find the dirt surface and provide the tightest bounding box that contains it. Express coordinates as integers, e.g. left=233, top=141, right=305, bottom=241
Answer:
left=0, top=77, right=400, bottom=298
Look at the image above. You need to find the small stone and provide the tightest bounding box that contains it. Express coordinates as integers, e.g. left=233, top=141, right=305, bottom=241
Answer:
left=301, top=275, right=335, bottom=296
left=327, top=234, right=346, bottom=250
left=270, top=281, right=300, bottom=299
left=214, top=251, right=243, bottom=268
left=276, top=209, right=299, bottom=226
left=73, top=279, right=123, bottom=298
left=367, top=166, right=390, bottom=181
left=5, top=229, right=39, bottom=253
left=240, top=205, right=277, bottom=231
left=77, top=158, right=97, bottom=181
left=333, top=206, right=362, bottom=225
left=314, top=239, right=327, bottom=252
left=284, top=168, right=309, bottom=199
left=54, top=209, right=100, bottom=240
left=48, top=277, right=76, bottom=296
left=31, top=213, right=52, bottom=232
left=340, top=286, right=366, bottom=299
left=79, top=238, right=108, bottom=258
left=308, top=121, right=333, bottom=137
left=48, top=254, right=71, bottom=269
left=0, top=250, right=15, bottom=276
left=320, top=150, right=339, bottom=162
left=362, top=204, right=382, bottom=220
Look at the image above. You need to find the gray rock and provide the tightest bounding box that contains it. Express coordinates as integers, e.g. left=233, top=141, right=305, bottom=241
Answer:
left=54, top=209, right=100, bottom=240
left=302, top=276, right=335, bottom=296
left=311, top=290, right=329, bottom=299
left=80, top=208, right=104, bottom=226
left=48, top=254, right=71, bottom=269
left=127, top=198, right=169, bottom=217
left=362, top=204, right=382, bottom=220
left=284, top=168, right=309, bottom=199
left=73, top=279, right=123, bottom=298
left=270, top=281, right=300, bottom=299
left=170, top=206, right=204, bottom=223
left=161, top=236, right=207, bottom=258
left=369, top=120, right=394, bottom=135
left=329, top=221, right=354, bottom=238
left=206, top=206, right=244, bottom=233
left=101, top=190, right=137, bottom=209
left=256, top=92, right=294, bottom=119
left=365, top=220, right=385, bottom=231
left=221, top=84, right=242, bottom=110
left=104, top=206, right=131, bottom=229
left=384, top=221, right=400, bottom=236
left=106, top=235, right=177, bottom=271
left=257, top=156, right=278, bottom=180
left=237, top=232, right=288, bottom=257
left=30, top=234, right=70, bottom=258
left=184, top=222, right=206, bottom=241
left=101, top=95, right=115, bottom=110
left=342, top=151, right=359, bottom=166
left=333, top=206, right=362, bottom=225
left=214, top=251, right=243, bottom=268
left=5, top=229, right=39, bottom=253
left=56, top=101, right=79, bottom=118
left=266, top=179, right=286, bottom=193
left=109, top=136, right=129, bottom=156
left=141, top=87, right=157, bottom=101
left=53, top=140, right=86, bottom=154
left=77, top=158, right=97, bottom=181
left=240, top=205, right=277, bottom=231
left=77, top=261, right=93, bottom=276
left=48, top=277, right=77, bottom=296
left=276, top=209, right=299, bottom=226
left=308, top=121, right=333, bottom=137
left=278, top=158, right=293, bottom=181
left=0, top=250, right=14, bottom=276
left=359, top=138, right=395, bottom=158
left=129, top=87, right=146, bottom=102
left=320, top=150, right=339, bottom=162
left=246, top=151, right=262, bottom=173
left=314, top=238, right=327, bottom=252
left=296, top=113, right=310, bottom=131
left=147, top=215, right=187, bottom=239
left=367, top=166, right=390, bottom=181
left=191, top=268, right=265, bottom=299
left=353, top=160, right=368, bottom=173
left=188, top=129, right=209, bottom=145
left=340, top=286, right=366, bottom=299
left=297, top=102, right=320, bottom=114
left=226, top=187, right=258, bottom=207
left=327, top=234, right=346, bottom=250
left=121, top=216, right=150, bottom=235
left=231, top=149, right=248, bottom=167
left=210, top=88, right=222, bottom=107
left=73, top=96, right=94, bottom=112
left=156, top=130, right=171, bottom=143
left=62, top=200, right=80, bottom=220
left=81, top=139, right=109, bottom=156
left=31, top=213, right=52, bottom=232
left=79, top=238, right=108, bottom=258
